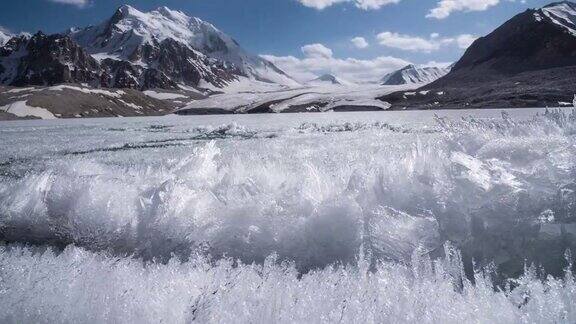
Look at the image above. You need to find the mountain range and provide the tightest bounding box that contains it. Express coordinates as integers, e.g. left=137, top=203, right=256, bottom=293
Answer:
left=0, top=5, right=297, bottom=92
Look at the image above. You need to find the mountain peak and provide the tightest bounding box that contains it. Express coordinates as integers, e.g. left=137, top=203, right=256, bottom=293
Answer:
left=382, top=64, right=450, bottom=85
left=67, top=4, right=298, bottom=88
left=317, top=74, right=338, bottom=82
left=307, top=73, right=352, bottom=86
left=115, top=4, right=138, bottom=17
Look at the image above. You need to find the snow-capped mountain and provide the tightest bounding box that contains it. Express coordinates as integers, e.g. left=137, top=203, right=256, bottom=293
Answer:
left=0, top=28, right=12, bottom=46
left=307, top=74, right=352, bottom=86
left=69, top=5, right=298, bottom=88
left=381, top=64, right=450, bottom=85
left=538, top=1, right=576, bottom=35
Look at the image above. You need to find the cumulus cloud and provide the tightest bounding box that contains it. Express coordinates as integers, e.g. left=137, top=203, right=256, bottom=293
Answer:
left=377, top=31, right=477, bottom=52
left=427, top=0, right=500, bottom=19
left=261, top=43, right=409, bottom=82
left=351, top=37, right=369, bottom=49
left=355, top=0, right=401, bottom=10
left=297, top=0, right=400, bottom=10
left=47, top=0, right=90, bottom=8
left=301, top=43, right=334, bottom=58
left=454, top=34, right=477, bottom=49
left=376, top=32, right=442, bottom=52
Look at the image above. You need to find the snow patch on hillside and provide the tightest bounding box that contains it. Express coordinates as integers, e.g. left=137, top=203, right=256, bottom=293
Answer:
left=49, top=85, right=125, bottom=98
left=143, top=90, right=187, bottom=100
left=0, top=100, right=55, bottom=119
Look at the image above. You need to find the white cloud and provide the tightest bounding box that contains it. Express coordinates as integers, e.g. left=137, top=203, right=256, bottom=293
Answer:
left=47, top=0, right=90, bottom=8
left=427, top=0, right=500, bottom=19
left=297, top=0, right=347, bottom=10
left=455, top=34, right=477, bottom=49
left=377, top=31, right=477, bottom=52
left=354, top=0, right=401, bottom=10
left=261, top=43, right=409, bottom=82
left=301, top=43, right=334, bottom=58
left=351, top=37, right=369, bottom=49
left=297, top=0, right=400, bottom=10
left=377, top=32, right=441, bottom=52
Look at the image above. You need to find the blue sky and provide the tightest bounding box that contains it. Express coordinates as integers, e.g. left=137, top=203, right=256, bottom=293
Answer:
left=0, top=0, right=554, bottom=81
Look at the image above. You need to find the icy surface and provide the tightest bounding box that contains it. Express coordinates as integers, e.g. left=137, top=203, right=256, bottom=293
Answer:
left=1, top=108, right=576, bottom=322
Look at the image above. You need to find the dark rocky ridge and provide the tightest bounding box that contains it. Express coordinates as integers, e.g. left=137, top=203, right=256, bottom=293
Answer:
left=0, top=33, right=101, bottom=87
left=380, top=1, right=576, bottom=109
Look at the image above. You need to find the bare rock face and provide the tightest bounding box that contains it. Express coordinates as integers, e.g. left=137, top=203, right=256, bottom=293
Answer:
left=0, top=32, right=101, bottom=87
left=380, top=1, right=576, bottom=109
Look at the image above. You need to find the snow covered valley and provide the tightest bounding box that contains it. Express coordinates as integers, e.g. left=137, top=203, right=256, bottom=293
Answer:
left=2, top=109, right=576, bottom=322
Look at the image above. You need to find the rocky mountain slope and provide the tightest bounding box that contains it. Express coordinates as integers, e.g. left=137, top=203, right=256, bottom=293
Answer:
left=381, top=64, right=450, bottom=85
left=380, top=1, right=576, bottom=109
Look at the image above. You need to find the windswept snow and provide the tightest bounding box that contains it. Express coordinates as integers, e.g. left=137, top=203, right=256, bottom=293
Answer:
left=0, top=100, right=55, bottom=119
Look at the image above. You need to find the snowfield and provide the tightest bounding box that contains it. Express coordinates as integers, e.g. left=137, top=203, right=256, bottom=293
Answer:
left=1, top=108, right=576, bottom=322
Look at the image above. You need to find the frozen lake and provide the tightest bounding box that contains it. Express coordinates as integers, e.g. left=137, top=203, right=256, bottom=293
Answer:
left=1, top=108, right=576, bottom=323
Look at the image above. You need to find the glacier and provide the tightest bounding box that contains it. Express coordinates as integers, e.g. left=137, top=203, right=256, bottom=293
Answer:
left=1, top=108, right=576, bottom=322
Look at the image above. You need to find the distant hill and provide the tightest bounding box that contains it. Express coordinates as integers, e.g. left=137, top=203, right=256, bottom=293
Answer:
left=381, top=64, right=450, bottom=85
